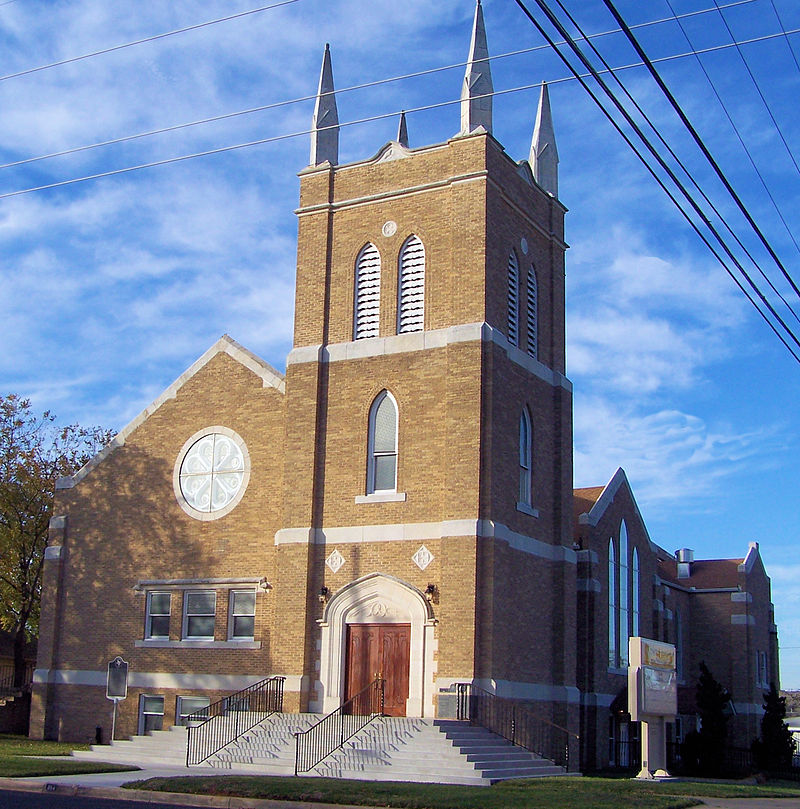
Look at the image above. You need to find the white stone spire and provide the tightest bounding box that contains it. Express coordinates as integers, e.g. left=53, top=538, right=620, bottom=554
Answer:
left=529, top=82, right=559, bottom=197
left=397, top=111, right=409, bottom=147
left=310, top=43, right=339, bottom=166
left=460, top=0, right=493, bottom=135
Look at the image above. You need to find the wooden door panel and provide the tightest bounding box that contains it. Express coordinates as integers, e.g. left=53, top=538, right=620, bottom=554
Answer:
left=344, top=623, right=411, bottom=717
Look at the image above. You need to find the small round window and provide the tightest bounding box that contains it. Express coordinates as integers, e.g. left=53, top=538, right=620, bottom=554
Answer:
left=174, top=428, right=250, bottom=520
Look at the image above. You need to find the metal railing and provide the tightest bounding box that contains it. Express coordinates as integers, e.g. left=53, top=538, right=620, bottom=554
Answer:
left=456, top=683, right=579, bottom=771
left=185, top=675, right=285, bottom=765
left=295, top=677, right=385, bottom=774
left=0, top=663, right=34, bottom=697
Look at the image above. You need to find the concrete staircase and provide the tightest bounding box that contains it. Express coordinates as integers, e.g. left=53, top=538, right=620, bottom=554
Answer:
left=72, top=713, right=571, bottom=785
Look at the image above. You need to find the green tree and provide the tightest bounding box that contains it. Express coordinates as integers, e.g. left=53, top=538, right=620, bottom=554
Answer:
left=0, top=395, right=112, bottom=687
left=753, top=682, right=795, bottom=770
left=696, top=661, right=732, bottom=775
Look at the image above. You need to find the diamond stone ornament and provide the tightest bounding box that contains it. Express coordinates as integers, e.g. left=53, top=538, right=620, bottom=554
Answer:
left=326, top=549, right=345, bottom=574
left=412, top=545, right=434, bottom=571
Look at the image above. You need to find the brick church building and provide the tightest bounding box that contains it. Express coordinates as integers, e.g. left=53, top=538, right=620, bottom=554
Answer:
left=30, top=2, right=779, bottom=771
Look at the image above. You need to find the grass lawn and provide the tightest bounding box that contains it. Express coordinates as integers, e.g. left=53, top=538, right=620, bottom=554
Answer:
left=0, top=733, right=139, bottom=778
left=125, top=774, right=800, bottom=809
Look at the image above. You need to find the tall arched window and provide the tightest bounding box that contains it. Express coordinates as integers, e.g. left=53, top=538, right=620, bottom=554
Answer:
left=619, top=521, right=629, bottom=666
left=519, top=409, right=532, bottom=505
left=608, top=538, right=617, bottom=667
left=632, top=546, right=640, bottom=638
left=354, top=243, right=381, bottom=339
left=367, top=391, right=398, bottom=493
left=398, top=235, right=425, bottom=333
left=526, top=265, right=538, bottom=358
left=507, top=251, right=519, bottom=346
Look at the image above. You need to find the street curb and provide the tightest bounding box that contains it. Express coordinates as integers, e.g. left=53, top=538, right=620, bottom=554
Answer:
left=0, top=777, right=371, bottom=809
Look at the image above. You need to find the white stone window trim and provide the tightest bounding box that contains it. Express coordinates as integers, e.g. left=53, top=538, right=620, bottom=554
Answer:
left=355, top=491, right=407, bottom=504
left=135, top=639, right=261, bottom=649
left=145, top=591, right=171, bottom=640
left=173, top=426, right=251, bottom=522
left=366, top=390, right=399, bottom=495
left=182, top=589, right=217, bottom=641
left=515, top=501, right=539, bottom=518
left=228, top=589, right=256, bottom=642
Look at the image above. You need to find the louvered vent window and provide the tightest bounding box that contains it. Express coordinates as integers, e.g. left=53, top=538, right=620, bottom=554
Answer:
left=527, top=265, right=538, bottom=358
left=398, top=236, right=425, bottom=333
left=354, top=243, right=381, bottom=339
left=507, top=251, right=519, bottom=346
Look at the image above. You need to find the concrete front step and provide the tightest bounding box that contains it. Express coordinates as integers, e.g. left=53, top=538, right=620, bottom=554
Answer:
left=72, top=712, right=571, bottom=784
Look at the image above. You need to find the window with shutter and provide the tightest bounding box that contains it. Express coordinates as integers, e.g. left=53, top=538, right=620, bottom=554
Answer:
left=527, top=264, right=538, bottom=358
left=398, top=235, right=425, bottom=333
left=507, top=251, right=519, bottom=346
left=354, top=243, right=381, bottom=339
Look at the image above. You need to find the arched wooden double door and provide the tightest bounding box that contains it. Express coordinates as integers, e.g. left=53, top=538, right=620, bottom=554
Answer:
left=344, top=623, right=410, bottom=716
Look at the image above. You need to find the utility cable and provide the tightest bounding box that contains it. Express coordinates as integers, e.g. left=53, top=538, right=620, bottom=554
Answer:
left=770, top=0, right=800, bottom=73
left=713, top=0, right=800, bottom=183
left=601, top=0, right=800, bottom=305
left=512, top=0, right=800, bottom=363
left=551, top=0, right=800, bottom=327
left=665, top=0, right=800, bottom=260
left=0, top=0, right=300, bottom=85
left=0, top=16, right=794, bottom=176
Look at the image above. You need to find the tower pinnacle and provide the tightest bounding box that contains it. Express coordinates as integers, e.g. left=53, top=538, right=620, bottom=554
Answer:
left=310, top=43, right=339, bottom=166
left=529, top=82, right=559, bottom=197
left=397, top=111, right=409, bottom=148
left=460, top=0, right=493, bottom=135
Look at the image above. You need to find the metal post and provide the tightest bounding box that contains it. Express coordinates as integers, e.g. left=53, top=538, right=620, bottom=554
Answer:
left=110, top=697, right=119, bottom=742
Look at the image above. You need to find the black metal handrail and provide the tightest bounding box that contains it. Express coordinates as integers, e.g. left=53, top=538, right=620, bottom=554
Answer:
left=294, top=677, right=385, bottom=774
left=456, top=683, right=579, bottom=771
left=0, top=664, right=34, bottom=697
left=185, top=675, right=285, bottom=765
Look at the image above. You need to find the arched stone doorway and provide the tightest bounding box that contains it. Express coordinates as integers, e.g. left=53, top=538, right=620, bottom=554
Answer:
left=314, top=573, right=437, bottom=717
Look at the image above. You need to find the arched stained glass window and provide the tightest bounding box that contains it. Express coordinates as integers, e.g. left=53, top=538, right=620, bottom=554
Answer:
left=398, top=235, right=425, bottom=333
left=367, top=391, right=398, bottom=493
left=619, top=520, right=629, bottom=667
left=608, top=538, right=617, bottom=668
left=632, top=546, right=640, bottom=638
left=354, top=243, right=381, bottom=339
left=519, top=409, right=532, bottom=505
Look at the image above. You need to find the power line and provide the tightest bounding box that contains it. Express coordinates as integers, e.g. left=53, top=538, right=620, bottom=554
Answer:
left=551, top=0, right=800, bottom=329
left=664, top=0, right=800, bottom=259
left=512, top=0, right=800, bottom=363
left=602, top=0, right=800, bottom=304
left=0, top=14, right=794, bottom=176
left=0, top=0, right=300, bottom=85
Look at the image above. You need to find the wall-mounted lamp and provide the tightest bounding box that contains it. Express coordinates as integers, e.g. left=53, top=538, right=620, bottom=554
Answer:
left=424, top=583, right=439, bottom=604
left=319, top=586, right=330, bottom=604
left=258, top=577, right=273, bottom=592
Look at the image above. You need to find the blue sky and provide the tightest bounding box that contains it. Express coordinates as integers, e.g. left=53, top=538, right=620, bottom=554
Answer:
left=1, top=0, right=799, bottom=684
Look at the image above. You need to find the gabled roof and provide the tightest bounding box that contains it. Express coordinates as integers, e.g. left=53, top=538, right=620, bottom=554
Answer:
left=57, top=335, right=284, bottom=490
left=658, top=557, right=743, bottom=590
left=573, top=485, right=605, bottom=531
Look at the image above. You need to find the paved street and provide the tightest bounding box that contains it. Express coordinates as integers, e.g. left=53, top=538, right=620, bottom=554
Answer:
left=0, top=789, right=207, bottom=809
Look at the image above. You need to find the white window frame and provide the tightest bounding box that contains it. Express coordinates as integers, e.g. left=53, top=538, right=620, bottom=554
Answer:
left=366, top=390, right=398, bottom=494
left=507, top=250, right=520, bottom=346
left=526, top=264, right=538, bottom=358
left=138, top=694, right=165, bottom=735
left=608, top=538, right=617, bottom=668
left=398, top=235, right=425, bottom=334
left=177, top=696, right=211, bottom=726
left=145, top=591, right=171, bottom=640
left=518, top=409, right=532, bottom=506
left=354, top=243, right=381, bottom=340
left=182, top=590, right=216, bottom=641
left=228, top=589, right=256, bottom=641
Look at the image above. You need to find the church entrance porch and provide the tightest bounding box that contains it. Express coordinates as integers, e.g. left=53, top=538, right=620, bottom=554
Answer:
left=345, top=623, right=411, bottom=716
left=315, top=572, right=437, bottom=717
